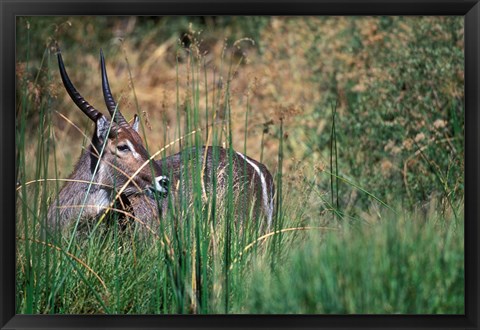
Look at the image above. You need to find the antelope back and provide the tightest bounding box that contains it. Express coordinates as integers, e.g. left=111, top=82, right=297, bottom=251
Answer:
left=128, top=146, right=275, bottom=232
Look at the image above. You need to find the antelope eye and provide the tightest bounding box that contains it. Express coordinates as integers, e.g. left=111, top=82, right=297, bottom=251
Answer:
left=117, top=144, right=130, bottom=152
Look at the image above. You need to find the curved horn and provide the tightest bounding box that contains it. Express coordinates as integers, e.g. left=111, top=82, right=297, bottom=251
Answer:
left=57, top=50, right=103, bottom=122
left=100, top=50, right=129, bottom=127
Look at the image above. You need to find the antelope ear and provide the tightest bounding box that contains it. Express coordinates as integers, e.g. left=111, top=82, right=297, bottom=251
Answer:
left=132, top=114, right=140, bottom=132
left=95, top=116, right=111, bottom=142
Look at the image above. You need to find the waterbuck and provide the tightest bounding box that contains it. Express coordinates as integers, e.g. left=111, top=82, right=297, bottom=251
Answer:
left=48, top=49, right=275, bottom=234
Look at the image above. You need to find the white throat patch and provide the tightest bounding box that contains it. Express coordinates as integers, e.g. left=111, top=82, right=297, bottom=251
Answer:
left=92, top=188, right=111, bottom=214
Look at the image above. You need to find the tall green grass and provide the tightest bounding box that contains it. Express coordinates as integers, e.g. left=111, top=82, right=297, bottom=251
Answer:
left=16, top=17, right=464, bottom=314
left=237, top=207, right=463, bottom=314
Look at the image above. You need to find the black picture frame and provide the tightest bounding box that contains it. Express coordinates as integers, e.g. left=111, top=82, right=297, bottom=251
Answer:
left=2, top=1, right=478, bottom=329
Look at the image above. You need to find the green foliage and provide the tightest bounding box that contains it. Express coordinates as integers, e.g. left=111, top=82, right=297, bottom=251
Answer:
left=239, top=211, right=464, bottom=314
left=284, top=17, right=464, bottom=212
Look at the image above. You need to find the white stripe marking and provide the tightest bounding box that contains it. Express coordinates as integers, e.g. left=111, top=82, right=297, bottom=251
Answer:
left=235, top=151, right=273, bottom=228
left=125, top=140, right=141, bottom=160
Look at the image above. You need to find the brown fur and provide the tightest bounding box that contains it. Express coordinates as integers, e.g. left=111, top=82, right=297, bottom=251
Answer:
left=47, top=126, right=164, bottom=231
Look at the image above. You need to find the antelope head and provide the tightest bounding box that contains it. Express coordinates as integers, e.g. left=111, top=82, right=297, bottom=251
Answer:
left=57, top=49, right=169, bottom=200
